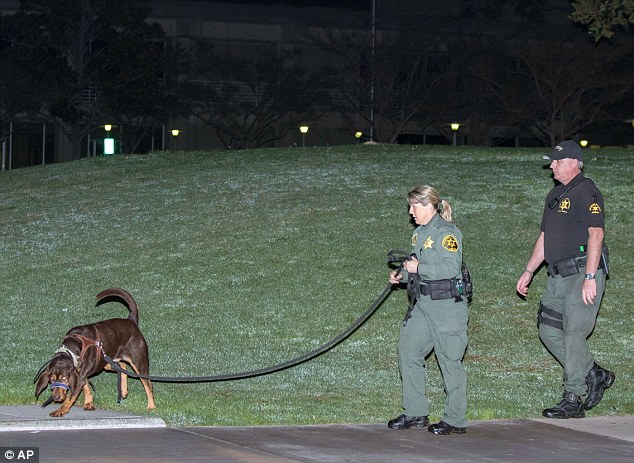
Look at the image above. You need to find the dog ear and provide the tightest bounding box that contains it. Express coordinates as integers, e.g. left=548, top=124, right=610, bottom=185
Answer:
left=34, top=367, right=50, bottom=399
left=68, top=370, right=83, bottom=396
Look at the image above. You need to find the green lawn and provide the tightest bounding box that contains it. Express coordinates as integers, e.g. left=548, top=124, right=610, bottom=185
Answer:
left=1, top=144, right=632, bottom=426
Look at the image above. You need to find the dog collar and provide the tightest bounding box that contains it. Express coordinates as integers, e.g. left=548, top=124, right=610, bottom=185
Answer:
left=49, top=381, right=70, bottom=391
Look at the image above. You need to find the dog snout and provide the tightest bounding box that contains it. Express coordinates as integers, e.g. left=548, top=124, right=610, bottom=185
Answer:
left=51, top=386, right=68, bottom=402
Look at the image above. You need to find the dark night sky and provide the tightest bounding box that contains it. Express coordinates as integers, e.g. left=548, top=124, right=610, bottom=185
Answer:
left=177, top=0, right=370, bottom=9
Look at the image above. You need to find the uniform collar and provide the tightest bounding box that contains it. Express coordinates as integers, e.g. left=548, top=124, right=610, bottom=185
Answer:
left=421, top=212, right=440, bottom=228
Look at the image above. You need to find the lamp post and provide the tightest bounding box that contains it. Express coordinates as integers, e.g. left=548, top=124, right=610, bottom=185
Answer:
left=299, top=125, right=309, bottom=148
left=355, top=131, right=363, bottom=144
left=450, top=123, right=460, bottom=146
left=171, top=129, right=180, bottom=150
left=369, top=0, right=376, bottom=142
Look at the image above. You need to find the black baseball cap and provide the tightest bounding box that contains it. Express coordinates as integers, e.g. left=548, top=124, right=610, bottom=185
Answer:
left=543, top=140, right=583, bottom=161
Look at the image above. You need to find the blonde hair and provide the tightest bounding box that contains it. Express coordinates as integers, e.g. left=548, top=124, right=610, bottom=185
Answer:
left=407, top=185, right=454, bottom=222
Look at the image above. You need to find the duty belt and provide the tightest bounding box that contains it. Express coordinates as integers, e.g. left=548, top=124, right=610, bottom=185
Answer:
left=420, top=279, right=457, bottom=300
left=547, top=256, right=586, bottom=278
left=547, top=254, right=607, bottom=278
left=403, top=276, right=464, bottom=325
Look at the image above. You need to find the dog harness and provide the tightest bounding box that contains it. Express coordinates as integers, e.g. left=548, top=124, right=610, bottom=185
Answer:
left=56, top=333, right=102, bottom=367
left=50, top=333, right=103, bottom=392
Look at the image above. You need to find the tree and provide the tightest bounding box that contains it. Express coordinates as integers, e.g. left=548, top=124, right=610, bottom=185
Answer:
left=480, top=38, right=634, bottom=146
left=184, top=41, right=326, bottom=149
left=100, top=38, right=185, bottom=154
left=571, top=0, right=634, bottom=41
left=0, top=17, right=51, bottom=128
left=5, top=0, right=170, bottom=160
left=318, top=14, right=454, bottom=144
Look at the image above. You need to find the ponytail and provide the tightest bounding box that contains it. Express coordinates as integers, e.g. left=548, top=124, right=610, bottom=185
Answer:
left=408, top=185, right=454, bottom=223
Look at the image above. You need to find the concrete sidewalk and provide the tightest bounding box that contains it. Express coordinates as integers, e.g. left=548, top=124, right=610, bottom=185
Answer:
left=0, top=405, right=166, bottom=432
left=1, top=406, right=633, bottom=462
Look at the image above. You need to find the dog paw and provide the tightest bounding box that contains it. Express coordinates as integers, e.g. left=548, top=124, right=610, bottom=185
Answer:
left=49, top=409, right=68, bottom=417
left=83, top=403, right=96, bottom=411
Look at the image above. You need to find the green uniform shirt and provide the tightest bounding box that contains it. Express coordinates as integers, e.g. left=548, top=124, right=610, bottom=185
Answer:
left=408, top=213, right=463, bottom=282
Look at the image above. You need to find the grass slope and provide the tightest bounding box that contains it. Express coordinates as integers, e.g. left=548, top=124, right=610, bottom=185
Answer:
left=1, top=144, right=632, bottom=426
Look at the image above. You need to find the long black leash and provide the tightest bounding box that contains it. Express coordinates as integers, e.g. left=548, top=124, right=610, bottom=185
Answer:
left=102, top=253, right=408, bottom=392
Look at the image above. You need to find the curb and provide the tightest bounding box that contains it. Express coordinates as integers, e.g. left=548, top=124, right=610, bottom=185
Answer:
left=0, top=405, right=165, bottom=433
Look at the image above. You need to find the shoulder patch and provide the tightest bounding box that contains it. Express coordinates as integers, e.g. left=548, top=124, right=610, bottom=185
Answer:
left=442, top=234, right=459, bottom=252
left=589, top=203, right=601, bottom=214
left=411, top=233, right=418, bottom=247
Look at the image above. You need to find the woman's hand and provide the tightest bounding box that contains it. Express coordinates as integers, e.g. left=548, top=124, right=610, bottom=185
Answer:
left=389, top=270, right=403, bottom=284
left=403, top=256, right=419, bottom=274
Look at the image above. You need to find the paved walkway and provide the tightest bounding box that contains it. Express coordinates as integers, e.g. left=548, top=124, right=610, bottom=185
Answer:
left=1, top=406, right=633, bottom=462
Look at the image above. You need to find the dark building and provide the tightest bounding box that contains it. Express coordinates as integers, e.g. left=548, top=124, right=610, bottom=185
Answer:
left=1, top=0, right=632, bottom=169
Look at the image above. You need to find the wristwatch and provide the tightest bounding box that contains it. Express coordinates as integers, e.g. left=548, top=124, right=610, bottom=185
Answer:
left=585, top=273, right=596, bottom=280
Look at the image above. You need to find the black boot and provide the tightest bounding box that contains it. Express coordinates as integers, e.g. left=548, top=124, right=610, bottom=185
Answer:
left=542, top=392, right=585, bottom=419
left=428, top=421, right=467, bottom=435
left=584, top=363, right=615, bottom=410
left=387, top=414, right=430, bottom=430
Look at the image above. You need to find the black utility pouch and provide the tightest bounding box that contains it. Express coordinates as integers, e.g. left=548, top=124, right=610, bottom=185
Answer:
left=426, top=280, right=454, bottom=300
left=555, top=258, right=582, bottom=278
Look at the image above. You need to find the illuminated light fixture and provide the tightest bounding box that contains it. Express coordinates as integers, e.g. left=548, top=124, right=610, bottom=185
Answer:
left=299, top=125, right=309, bottom=148
left=355, top=131, right=363, bottom=139
left=104, top=124, right=112, bottom=132
left=171, top=129, right=180, bottom=137
left=580, top=140, right=589, bottom=147
left=450, top=122, right=460, bottom=146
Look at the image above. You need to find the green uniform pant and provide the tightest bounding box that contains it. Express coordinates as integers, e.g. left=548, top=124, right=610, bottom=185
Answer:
left=398, top=296, right=468, bottom=427
left=539, top=270, right=606, bottom=397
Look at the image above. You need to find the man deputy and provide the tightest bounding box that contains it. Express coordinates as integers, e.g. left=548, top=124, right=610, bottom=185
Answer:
left=516, top=140, right=614, bottom=419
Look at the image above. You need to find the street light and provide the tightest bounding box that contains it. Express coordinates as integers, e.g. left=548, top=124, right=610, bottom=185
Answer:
left=450, top=123, right=460, bottom=146
left=355, top=131, right=363, bottom=143
left=171, top=129, right=180, bottom=150
left=299, top=125, right=309, bottom=148
left=580, top=139, right=589, bottom=147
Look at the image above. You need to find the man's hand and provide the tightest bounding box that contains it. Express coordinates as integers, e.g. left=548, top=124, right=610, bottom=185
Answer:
left=582, top=279, right=597, bottom=305
left=516, top=270, right=533, bottom=297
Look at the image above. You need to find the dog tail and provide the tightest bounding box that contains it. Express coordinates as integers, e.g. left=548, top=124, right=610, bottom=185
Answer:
left=95, top=288, right=139, bottom=325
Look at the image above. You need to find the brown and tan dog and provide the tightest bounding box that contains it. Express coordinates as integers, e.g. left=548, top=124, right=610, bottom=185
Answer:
left=35, top=288, right=155, bottom=417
